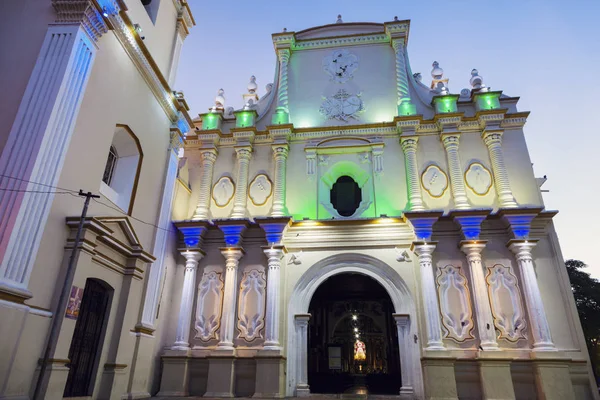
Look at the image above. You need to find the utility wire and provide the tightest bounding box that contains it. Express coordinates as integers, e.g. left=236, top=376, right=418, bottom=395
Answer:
left=0, top=175, right=176, bottom=234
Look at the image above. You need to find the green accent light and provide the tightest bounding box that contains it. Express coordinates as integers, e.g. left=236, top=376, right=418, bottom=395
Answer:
left=236, top=111, right=254, bottom=128
left=476, top=93, right=501, bottom=110
left=202, top=113, right=219, bottom=130
left=398, top=101, right=417, bottom=116
left=272, top=108, right=290, bottom=125
left=434, top=95, right=458, bottom=114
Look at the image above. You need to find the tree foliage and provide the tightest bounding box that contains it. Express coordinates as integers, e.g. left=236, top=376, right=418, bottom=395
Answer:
left=565, top=259, right=600, bottom=382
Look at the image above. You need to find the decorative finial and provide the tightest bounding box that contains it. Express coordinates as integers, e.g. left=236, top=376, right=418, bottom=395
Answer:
left=283, top=27, right=287, bottom=32
left=470, top=68, right=488, bottom=91
left=243, top=99, right=254, bottom=110
left=336, top=14, right=343, bottom=24
left=394, top=16, right=399, bottom=21
left=214, top=88, right=225, bottom=109
left=431, top=61, right=444, bottom=79
left=265, top=83, right=273, bottom=93
left=413, top=72, right=422, bottom=82
left=247, top=75, right=258, bottom=94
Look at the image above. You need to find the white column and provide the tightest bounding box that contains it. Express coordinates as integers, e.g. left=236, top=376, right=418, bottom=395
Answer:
left=482, top=130, right=517, bottom=208
left=460, top=241, right=499, bottom=350
left=0, top=19, right=103, bottom=297
left=508, top=241, right=555, bottom=351
left=217, top=248, right=244, bottom=350
left=141, top=133, right=182, bottom=327
left=394, top=314, right=414, bottom=395
left=167, top=19, right=187, bottom=87
left=295, top=314, right=311, bottom=396
left=231, top=147, right=252, bottom=218
left=413, top=243, right=444, bottom=350
left=263, top=247, right=284, bottom=350
left=442, top=134, right=470, bottom=209
left=271, top=145, right=289, bottom=217
left=276, top=49, right=290, bottom=113
left=173, top=250, right=203, bottom=350
left=401, top=137, right=425, bottom=211
left=193, top=149, right=218, bottom=220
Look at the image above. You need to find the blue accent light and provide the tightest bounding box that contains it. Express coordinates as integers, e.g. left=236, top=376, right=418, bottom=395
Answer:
left=454, top=214, right=488, bottom=240
left=220, top=224, right=247, bottom=247
left=178, top=226, right=207, bottom=248
left=177, top=117, right=189, bottom=135
left=409, top=217, right=439, bottom=241
left=503, top=214, right=537, bottom=240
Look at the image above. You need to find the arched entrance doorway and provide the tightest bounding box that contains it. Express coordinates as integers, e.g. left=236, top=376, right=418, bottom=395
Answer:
left=307, top=273, right=400, bottom=394
left=286, top=253, right=424, bottom=398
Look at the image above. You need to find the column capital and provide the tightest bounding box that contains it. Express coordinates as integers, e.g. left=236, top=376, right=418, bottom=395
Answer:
left=404, top=211, right=443, bottom=241
left=263, top=246, right=285, bottom=259
left=459, top=241, right=487, bottom=255
left=482, top=129, right=504, bottom=146
left=400, top=136, right=419, bottom=150
left=200, top=148, right=218, bottom=163
left=52, top=0, right=109, bottom=43
left=507, top=239, right=538, bottom=259
left=169, top=131, right=184, bottom=153
left=441, top=133, right=461, bottom=148
left=272, top=144, right=289, bottom=158
left=235, top=146, right=253, bottom=160
left=451, top=209, right=491, bottom=240
left=180, top=249, right=204, bottom=263
left=220, top=247, right=244, bottom=262
left=294, top=313, right=311, bottom=325
left=393, top=313, right=410, bottom=326
left=277, top=48, right=291, bottom=63
left=256, top=217, right=292, bottom=245
left=391, top=37, right=406, bottom=52
left=410, top=242, right=437, bottom=257
left=499, top=208, right=543, bottom=240
left=175, top=222, right=210, bottom=250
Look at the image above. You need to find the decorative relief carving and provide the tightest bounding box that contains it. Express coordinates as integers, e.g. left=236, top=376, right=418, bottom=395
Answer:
left=421, top=165, right=448, bottom=198
left=319, top=90, right=365, bottom=122
left=248, top=174, right=272, bottom=206
left=52, top=0, right=109, bottom=42
left=194, top=271, right=224, bottom=342
left=436, top=265, right=475, bottom=342
left=322, top=49, right=359, bottom=83
left=486, top=264, right=528, bottom=342
left=318, top=155, right=330, bottom=166
left=212, top=176, right=235, bottom=207
left=465, top=162, right=493, bottom=195
left=358, top=152, right=371, bottom=164
left=237, top=269, right=267, bottom=341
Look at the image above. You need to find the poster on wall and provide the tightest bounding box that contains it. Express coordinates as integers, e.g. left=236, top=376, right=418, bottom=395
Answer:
left=328, top=346, right=342, bottom=370
left=65, top=286, right=84, bottom=320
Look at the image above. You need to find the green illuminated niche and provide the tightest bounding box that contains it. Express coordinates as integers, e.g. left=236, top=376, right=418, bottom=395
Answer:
left=398, top=101, right=417, bottom=116
left=234, top=110, right=257, bottom=128
left=201, top=113, right=219, bottom=130
left=475, top=92, right=501, bottom=110
left=433, top=95, right=458, bottom=114
left=271, top=108, right=290, bottom=125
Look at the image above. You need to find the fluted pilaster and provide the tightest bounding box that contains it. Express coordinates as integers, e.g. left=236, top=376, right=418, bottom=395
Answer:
left=193, top=149, right=218, bottom=220
left=217, top=248, right=244, bottom=350
left=271, top=145, right=289, bottom=217
left=413, top=242, right=444, bottom=349
left=173, top=251, right=204, bottom=349
left=401, top=137, right=425, bottom=211
left=231, top=147, right=252, bottom=218
left=263, top=247, right=284, bottom=350
left=442, top=134, right=470, bottom=209
left=482, top=131, right=517, bottom=208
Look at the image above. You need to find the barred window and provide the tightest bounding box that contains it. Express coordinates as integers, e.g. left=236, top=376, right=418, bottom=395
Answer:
left=102, top=145, right=118, bottom=186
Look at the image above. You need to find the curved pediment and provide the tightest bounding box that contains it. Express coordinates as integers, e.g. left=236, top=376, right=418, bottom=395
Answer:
left=295, top=22, right=384, bottom=40
left=316, top=137, right=372, bottom=149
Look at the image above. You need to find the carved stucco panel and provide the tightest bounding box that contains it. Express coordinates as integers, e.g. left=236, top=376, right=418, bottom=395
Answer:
left=194, top=271, right=224, bottom=342
left=486, top=264, right=528, bottom=342
left=237, top=269, right=267, bottom=341
left=465, top=162, right=493, bottom=196
left=436, top=265, right=475, bottom=342
left=248, top=174, right=272, bottom=206
left=212, top=176, right=235, bottom=207
left=421, top=165, right=448, bottom=198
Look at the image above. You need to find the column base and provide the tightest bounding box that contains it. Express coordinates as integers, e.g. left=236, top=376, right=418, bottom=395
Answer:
left=533, top=360, right=575, bottom=400
left=254, top=353, right=285, bottom=398
left=422, top=358, right=458, bottom=400
left=478, top=360, right=515, bottom=400
left=31, top=360, right=70, bottom=400
left=156, top=352, right=190, bottom=397
left=205, top=355, right=236, bottom=397
left=296, top=384, right=310, bottom=397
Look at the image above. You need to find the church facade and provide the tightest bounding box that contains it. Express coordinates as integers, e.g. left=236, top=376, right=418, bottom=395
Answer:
left=163, top=17, right=598, bottom=400
left=0, top=2, right=597, bottom=399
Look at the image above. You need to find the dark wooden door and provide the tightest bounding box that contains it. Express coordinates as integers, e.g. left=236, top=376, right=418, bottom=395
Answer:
left=64, top=279, right=111, bottom=397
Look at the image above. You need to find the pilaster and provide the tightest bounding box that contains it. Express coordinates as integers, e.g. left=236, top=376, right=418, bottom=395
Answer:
left=231, top=147, right=253, bottom=218
left=393, top=314, right=414, bottom=395
left=173, top=250, right=204, bottom=350
left=441, top=133, right=470, bottom=210
left=270, top=144, right=289, bottom=217
left=481, top=129, right=517, bottom=208
left=400, top=136, right=425, bottom=211
left=193, top=148, right=218, bottom=220
left=294, top=314, right=311, bottom=397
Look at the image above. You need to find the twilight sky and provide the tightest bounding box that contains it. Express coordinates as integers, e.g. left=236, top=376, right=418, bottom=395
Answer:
left=176, top=0, right=600, bottom=278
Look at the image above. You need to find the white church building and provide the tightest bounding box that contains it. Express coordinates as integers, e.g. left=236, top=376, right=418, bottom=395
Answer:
left=161, top=16, right=598, bottom=400
left=0, top=2, right=596, bottom=399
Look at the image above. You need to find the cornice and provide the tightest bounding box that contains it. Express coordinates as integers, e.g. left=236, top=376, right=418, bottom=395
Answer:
left=90, top=0, right=193, bottom=132
left=293, top=33, right=389, bottom=50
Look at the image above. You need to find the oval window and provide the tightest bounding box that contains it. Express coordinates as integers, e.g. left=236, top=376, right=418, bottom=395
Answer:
left=330, top=175, right=362, bottom=217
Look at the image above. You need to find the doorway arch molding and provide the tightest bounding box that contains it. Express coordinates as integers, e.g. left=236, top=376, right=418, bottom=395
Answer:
left=285, top=252, right=424, bottom=398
